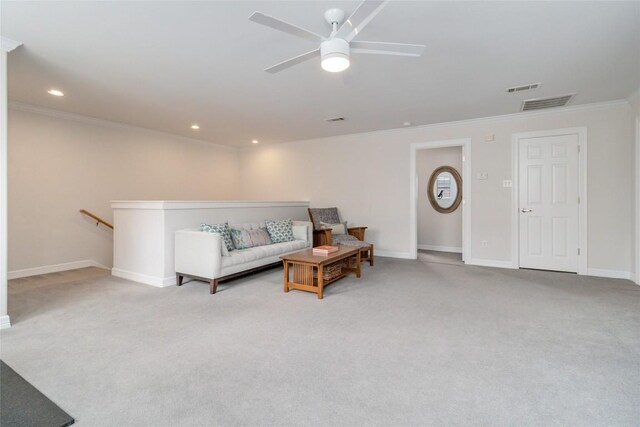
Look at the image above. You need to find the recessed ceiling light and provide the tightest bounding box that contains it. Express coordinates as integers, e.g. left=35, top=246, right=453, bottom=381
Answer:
left=403, top=122, right=412, bottom=126
left=47, top=89, right=64, bottom=97
left=191, top=124, right=200, bottom=130
left=251, top=140, right=259, bottom=144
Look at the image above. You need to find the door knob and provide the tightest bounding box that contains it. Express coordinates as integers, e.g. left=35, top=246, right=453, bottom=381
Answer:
left=521, top=208, right=533, bottom=213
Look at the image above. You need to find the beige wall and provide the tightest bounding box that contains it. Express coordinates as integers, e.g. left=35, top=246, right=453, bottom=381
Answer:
left=416, top=146, right=462, bottom=250
left=8, top=107, right=240, bottom=272
left=7, top=99, right=637, bottom=277
left=240, top=102, right=634, bottom=273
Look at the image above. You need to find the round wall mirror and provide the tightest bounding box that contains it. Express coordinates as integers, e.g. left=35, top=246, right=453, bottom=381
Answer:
left=427, top=166, right=462, bottom=213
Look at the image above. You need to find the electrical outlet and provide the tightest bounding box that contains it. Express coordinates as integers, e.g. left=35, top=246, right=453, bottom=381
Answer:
left=481, top=240, right=488, bottom=248
left=484, top=134, right=495, bottom=142
left=502, top=180, right=513, bottom=188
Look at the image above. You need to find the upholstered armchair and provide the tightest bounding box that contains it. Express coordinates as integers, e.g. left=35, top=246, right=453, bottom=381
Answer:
left=307, top=207, right=374, bottom=266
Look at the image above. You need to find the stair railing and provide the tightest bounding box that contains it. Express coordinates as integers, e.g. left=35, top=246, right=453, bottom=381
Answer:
left=79, top=209, right=113, bottom=229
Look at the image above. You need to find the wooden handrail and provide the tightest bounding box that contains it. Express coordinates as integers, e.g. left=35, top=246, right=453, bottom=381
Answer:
left=80, top=209, right=113, bottom=229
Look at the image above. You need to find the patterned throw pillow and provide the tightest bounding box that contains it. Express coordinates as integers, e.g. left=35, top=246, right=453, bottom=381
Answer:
left=230, top=228, right=272, bottom=249
left=265, top=219, right=295, bottom=243
left=201, top=222, right=234, bottom=252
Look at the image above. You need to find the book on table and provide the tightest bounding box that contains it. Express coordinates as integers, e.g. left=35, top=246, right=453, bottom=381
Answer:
left=313, top=245, right=339, bottom=255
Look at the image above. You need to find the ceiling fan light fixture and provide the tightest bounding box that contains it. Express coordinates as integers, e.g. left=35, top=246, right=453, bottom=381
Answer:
left=321, top=54, right=350, bottom=73
left=320, top=38, right=350, bottom=73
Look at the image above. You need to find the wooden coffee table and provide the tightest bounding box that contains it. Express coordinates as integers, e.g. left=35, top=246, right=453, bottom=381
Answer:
left=280, top=246, right=361, bottom=299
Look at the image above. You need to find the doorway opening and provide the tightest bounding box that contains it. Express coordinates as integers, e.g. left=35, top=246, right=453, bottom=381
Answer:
left=410, top=139, right=471, bottom=261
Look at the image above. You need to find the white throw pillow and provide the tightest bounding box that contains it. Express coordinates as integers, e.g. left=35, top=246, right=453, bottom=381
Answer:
left=320, top=221, right=347, bottom=235
left=292, top=225, right=308, bottom=241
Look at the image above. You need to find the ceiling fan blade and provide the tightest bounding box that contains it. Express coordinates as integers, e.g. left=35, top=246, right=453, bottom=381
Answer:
left=334, top=0, right=389, bottom=42
left=350, top=41, right=426, bottom=56
left=264, top=49, right=321, bottom=73
left=249, top=12, right=326, bottom=43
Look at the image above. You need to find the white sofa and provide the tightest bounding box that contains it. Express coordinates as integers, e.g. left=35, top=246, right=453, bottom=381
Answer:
left=175, top=221, right=313, bottom=294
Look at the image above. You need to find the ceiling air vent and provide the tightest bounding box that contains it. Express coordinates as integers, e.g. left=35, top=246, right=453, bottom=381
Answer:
left=325, top=117, right=345, bottom=122
left=507, top=82, right=541, bottom=93
left=521, top=94, right=575, bottom=111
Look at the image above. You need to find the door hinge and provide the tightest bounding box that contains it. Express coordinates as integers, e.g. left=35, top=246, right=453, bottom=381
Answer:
left=578, top=145, right=581, bottom=152
left=578, top=196, right=580, bottom=204
left=578, top=248, right=580, bottom=255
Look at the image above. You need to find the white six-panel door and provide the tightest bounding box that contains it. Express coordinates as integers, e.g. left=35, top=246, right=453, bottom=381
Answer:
left=518, top=133, right=579, bottom=272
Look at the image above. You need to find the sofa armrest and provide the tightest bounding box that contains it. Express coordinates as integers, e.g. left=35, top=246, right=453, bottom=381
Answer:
left=347, top=226, right=368, bottom=241
left=175, top=230, right=222, bottom=279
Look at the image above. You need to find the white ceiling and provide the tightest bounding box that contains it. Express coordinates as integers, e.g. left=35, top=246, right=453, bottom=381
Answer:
left=2, top=1, right=639, bottom=147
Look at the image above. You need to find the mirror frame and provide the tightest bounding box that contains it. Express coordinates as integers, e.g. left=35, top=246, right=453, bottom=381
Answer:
left=427, top=166, right=462, bottom=214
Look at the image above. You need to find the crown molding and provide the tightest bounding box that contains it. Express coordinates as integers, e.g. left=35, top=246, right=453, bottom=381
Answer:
left=241, top=98, right=632, bottom=150
left=10, top=96, right=631, bottom=153
left=374, top=99, right=630, bottom=134
left=8, top=101, right=237, bottom=151
left=1, top=37, right=22, bottom=53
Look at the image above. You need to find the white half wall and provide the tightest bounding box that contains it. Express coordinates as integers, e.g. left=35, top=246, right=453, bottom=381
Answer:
left=416, top=146, right=463, bottom=251
left=240, top=101, right=635, bottom=274
left=7, top=105, right=241, bottom=273
left=111, top=200, right=310, bottom=286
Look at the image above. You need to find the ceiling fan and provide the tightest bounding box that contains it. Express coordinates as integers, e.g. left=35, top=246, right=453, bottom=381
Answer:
left=249, top=0, right=426, bottom=73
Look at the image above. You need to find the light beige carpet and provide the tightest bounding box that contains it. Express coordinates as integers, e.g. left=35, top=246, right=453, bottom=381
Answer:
left=2, top=261, right=639, bottom=426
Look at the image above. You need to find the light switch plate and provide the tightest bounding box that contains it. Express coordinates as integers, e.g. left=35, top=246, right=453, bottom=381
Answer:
left=484, top=134, right=495, bottom=142
left=476, top=172, right=488, bottom=180
left=502, top=180, right=513, bottom=187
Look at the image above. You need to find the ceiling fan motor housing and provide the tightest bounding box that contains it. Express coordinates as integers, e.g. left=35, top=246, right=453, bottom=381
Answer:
left=320, top=38, right=350, bottom=60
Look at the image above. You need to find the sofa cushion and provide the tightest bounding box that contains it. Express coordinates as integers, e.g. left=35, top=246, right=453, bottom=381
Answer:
left=221, top=240, right=309, bottom=268
left=332, top=234, right=360, bottom=245
left=230, top=227, right=272, bottom=249
left=265, top=219, right=295, bottom=243
left=201, top=222, right=234, bottom=252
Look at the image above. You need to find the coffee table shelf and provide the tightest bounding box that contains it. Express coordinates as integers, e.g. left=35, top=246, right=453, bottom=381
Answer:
left=280, top=246, right=361, bottom=299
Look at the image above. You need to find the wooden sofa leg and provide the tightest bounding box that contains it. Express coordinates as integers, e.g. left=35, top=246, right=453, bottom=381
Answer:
left=177, top=274, right=184, bottom=286
left=210, top=279, right=218, bottom=294
left=370, top=245, right=374, bottom=266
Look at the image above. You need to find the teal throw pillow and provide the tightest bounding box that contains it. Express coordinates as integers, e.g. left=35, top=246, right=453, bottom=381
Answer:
left=201, top=222, right=234, bottom=252
left=265, top=219, right=295, bottom=243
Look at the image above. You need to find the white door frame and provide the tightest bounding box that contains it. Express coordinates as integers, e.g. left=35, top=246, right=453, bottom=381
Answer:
left=1, top=38, right=23, bottom=330
left=635, top=117, right=640, bottom=285
left=511, top=127, right=587, bottom=274
left=409, top=138, right=472, bottom=260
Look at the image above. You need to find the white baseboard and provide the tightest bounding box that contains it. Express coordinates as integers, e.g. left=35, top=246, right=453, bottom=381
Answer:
left=467, top=258, right=516, bottom=269
left=111, top=268, right=176, bottom=287
left=0, top=315, right=11, bottom=330
left=8, top=259, right=109, bottom=280
left=375, top=250, right=414, bottom=259
left=417, top=244, right=462, bottom=253
left=586, top=268, right=633, bottom=280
